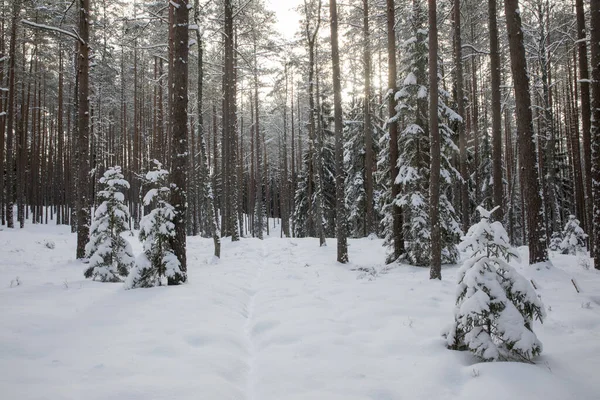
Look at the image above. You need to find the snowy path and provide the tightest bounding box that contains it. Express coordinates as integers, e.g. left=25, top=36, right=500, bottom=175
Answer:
left=1, top=225, right=600, bottom=399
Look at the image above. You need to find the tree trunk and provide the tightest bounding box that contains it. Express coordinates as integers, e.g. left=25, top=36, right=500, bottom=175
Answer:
left=454, top=0, right=469, bottom=232
left=329, top=0, right=348, bottom=263
left=169, top=0, right=189, bottom=283
left=576, top=0, right=593, bottom=250
left=76, top=0, right=91, bottom=259
left=363, top=0, right=374, bottom=236
left=504, top=0, right=548, bottom=265
left=429, top=0, right=442, bottom=279
left=489, top=0, right=503, bottom=220
left=386, top=0, right=404, bottom=262
left=5, top=0, right=20, bottom=229
left=590, top=0, right=600, bottom=268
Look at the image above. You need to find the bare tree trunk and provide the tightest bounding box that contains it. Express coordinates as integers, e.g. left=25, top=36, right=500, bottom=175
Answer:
left=363, top=0, right=374, bottom=236
left=76, top=0, right=91, bottom=258
left=590, top=0, right=600, bottom=268
left=0, top=13, right=5, bottom=226
left=169, top=0, right=189, bottom=283
left=504, top=0, right=548, bottom=264
left=454, top=0, right=469, bottom=232
left=329, top=0, right=348, bottom=263
left=281, top=63, right=290, bottom=238
left=576, top=0, right=593, bottom=250
left=429, top=0, right=442, bottom=279
left=489, top=0, right=503, bottom=220
left=5, top=0, right=20, bottom=229
left=386, top=0, right=404, bottom=262
left=304, top=0, right=326, bottom=246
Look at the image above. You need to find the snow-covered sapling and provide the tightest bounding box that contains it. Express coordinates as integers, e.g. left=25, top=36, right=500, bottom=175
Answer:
left=560, top=215, right=587, bottom=255
left=84, top=166, right=135, bottom=282
left=445, top=206, right=545, bottom=362
left=549, top=232, right=562, bottom=252
left=125, top=161, right=183, bottom=289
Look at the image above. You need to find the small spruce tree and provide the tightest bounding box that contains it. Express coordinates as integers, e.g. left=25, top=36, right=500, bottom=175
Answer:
left=559, top=215, right=587, bottom=255
left=446, top=206, right=545, bottom=362
left=84, top=166, right=135, bottom=282
left=125, top=161, right=183, bottom=289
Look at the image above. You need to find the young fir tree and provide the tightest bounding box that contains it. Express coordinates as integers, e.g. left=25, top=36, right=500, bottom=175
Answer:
left=393, top=0, right=461, bottom=266
left=125, top=162, right=184, bottom=289
left=343, top=101, right=369, bottom=238
left=559, top=215, right=587, bottom=255
left=446, top=206, right=545, bottom=362
left=84, top=167, right=135, bottom=282
left=293, top=129, right=337, bottom=238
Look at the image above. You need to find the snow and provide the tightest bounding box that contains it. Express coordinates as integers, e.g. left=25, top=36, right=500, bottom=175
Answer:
left=1, top=222, right=600, bottom=399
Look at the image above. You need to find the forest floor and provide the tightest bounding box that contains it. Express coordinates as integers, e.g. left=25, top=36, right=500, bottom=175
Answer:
left=1, top=221, right=599, bottom=399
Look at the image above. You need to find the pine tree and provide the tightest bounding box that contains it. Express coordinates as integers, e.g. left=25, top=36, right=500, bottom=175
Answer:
left=394, top=0, right=461, bottom=266
left=125, top=161, right=183, bottom=289
left=84, top=167, right=134, bottom=282
left=559, top=215, right=587, bottom=255
left=446, top=206, right=545, bottom=362
left=344, top=104, right=368, bottom=238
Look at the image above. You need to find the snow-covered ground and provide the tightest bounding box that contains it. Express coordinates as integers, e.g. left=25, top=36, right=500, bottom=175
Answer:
left=1, top=222, right=599, bottom=399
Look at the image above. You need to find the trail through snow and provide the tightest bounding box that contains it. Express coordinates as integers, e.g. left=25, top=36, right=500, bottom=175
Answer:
left=1, top=223, right=600, bottom=399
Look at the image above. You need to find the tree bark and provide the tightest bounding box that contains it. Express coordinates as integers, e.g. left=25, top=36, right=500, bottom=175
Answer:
left=76, top=0, right=91, bottom=258
left=504, top=0, right=548, bottom=264
left=5, top=0, right=20, bottom=229
left=386, top=0, right=404, bottom=262
left=489, top=0, right=503, bottom=221
left=590, top=0, right=600, bottom=268
left=576, top=0, right=593, bottom=250
left=429, top=0, right=442, bottom=279
left=329, top=0, right=348, bottom=263
left=169, top=0, right=189, bottom=282
left=363, top=0, right=374, bottom=236
left=454, top=0, right=469, bottom=232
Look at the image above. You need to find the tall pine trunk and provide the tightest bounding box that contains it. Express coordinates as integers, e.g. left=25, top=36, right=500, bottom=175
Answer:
left=169, top=0, right=189, bottom=283
left=429, top=0, right=442, bottom=279
left=363, top=0, right=374, bottom=236
left=76, top=0, right=91, bottom=259
left=329, top=0, right=348, bottom=263
left=576, top=0, right=593, bottom=250
left=590, top=0, right=600, bottom=268
left=489, top=0, right=503, bottom=220
left=386, top=0, right=404, bottom=262
left=504, top=0, right=548, bottom=265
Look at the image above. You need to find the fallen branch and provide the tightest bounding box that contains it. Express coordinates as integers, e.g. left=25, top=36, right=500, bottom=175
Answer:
left=571, top=278, right=581, bottom=293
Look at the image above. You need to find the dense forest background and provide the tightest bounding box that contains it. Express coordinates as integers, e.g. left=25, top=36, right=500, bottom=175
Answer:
left=0, top=0, right=599, bottom=280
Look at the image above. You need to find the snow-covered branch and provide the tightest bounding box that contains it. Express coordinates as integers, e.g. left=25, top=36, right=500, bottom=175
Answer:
left=21, top=20, right=85, bottom=45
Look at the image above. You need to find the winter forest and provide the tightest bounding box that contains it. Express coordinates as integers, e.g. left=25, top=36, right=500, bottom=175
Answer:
left=1, top=0, right=600, bottom=398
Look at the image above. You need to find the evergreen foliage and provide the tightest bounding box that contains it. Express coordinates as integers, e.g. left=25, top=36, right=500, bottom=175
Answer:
left=446, top=206, right=545, bottom=362
left=125, top=161, right=184, bottom=289
left=390, top=0, right=461, bottom=266
left=559, top=215, right=587, bottom=255
left=293, top=127, right=337, bottom=238
left=343, top=100, right=377, bottom=238
left=84, top=166, right=135, bottom=282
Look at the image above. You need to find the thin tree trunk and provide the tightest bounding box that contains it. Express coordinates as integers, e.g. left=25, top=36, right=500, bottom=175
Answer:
left=590, top=0, right=600, bottom=268
left=489, top=0, right=503, bottom=220
left=386, top=0, right=404, bottom=262
left=329, top=0, right=348, bottom=263
left=75, top=0, right=91, bottom=258
left=363, top=0, right=374, bottom=236
left=5, top=0, right=20, bottom=228
left=429, top=0, right=442, bottom=280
